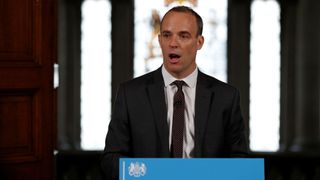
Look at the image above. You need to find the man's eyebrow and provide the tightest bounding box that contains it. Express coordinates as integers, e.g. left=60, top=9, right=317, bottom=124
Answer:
left=179, top=31, right=191, bottom=35
left=161, top=30, right=171, bottom=34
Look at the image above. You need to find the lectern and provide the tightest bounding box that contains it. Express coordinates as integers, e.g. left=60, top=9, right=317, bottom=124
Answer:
left=120, top=158, right=264, bottom=180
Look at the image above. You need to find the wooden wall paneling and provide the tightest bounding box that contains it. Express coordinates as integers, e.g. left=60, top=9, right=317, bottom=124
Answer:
left=0, top=0, right=56, bottom=179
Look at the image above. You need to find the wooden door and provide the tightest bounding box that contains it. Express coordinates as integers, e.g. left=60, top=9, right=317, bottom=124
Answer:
left=0, top=0, right=56, bottom=179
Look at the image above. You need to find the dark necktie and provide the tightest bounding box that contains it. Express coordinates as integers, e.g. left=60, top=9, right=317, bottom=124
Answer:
left=171, top=80, right=185, bottom=158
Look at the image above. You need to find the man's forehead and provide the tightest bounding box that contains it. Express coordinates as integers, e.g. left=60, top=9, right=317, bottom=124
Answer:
left=161, top=12, right=197, bottom=32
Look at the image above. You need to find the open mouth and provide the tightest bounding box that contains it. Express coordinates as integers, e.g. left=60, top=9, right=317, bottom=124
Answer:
left=169, top=53, right=181, bottom=62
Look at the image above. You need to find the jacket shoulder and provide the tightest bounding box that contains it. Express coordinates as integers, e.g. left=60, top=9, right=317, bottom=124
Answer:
left=198, top=71, right=238, bottom=92
left=120, top=68, right=162, bottom=88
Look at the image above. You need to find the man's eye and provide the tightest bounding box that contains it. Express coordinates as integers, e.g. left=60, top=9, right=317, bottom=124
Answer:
left=162, top=34, right=170, bottom=38
left=180, top=34, right=190, bottom=39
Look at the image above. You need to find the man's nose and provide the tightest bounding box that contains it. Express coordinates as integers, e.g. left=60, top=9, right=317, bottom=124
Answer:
left=169, top=35, right=179, bottom=48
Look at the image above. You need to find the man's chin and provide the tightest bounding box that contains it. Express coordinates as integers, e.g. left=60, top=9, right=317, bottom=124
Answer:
left=164, top=64, right=181, bottom=72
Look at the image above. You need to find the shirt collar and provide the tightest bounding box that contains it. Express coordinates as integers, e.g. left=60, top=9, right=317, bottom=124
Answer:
left=162, top=66, right=198, bottom=88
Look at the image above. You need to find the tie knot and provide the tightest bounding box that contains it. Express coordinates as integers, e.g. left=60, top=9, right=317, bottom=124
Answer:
left=172, top=80, right=185, bottom=90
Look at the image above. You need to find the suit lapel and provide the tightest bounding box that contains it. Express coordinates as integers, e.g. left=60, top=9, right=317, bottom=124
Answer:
left=194, top=72, right=214, bottom=157
left=146, top=68, right=170, bottom=156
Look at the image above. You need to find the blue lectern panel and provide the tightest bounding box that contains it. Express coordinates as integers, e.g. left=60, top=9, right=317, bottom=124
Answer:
left=120, top=158, right=264, bottom=180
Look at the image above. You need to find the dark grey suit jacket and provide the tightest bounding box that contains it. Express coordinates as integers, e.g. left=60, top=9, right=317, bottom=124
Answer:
left=101, top=67, right=248, bottom=179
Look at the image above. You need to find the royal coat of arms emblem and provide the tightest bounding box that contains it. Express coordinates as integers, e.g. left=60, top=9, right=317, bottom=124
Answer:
left=128, top=162, right=147, bottom=177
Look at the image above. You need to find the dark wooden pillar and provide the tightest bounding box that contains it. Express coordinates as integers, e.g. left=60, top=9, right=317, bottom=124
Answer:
left=289, top=0, right=320, bottom=152
left=57, top=0, right=82, bottom=150
left=111, top=0, right=134, bottom=105
left=279, top=0, right=298, bottom=151
left=227, top=0, right=251, bottom=139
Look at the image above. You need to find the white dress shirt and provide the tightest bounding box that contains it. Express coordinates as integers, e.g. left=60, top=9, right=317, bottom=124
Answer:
left=162, top=66, right=198, bottom=158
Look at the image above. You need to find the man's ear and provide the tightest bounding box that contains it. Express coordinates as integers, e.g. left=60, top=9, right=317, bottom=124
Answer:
left=197, top=35, right=204, bottom=50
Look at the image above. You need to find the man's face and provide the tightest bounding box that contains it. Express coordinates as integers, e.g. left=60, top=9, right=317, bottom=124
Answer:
left=159, top=11, right=204, bottom=79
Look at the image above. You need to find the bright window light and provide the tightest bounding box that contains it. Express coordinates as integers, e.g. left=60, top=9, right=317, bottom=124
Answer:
left=250, top=0, right=280, bottom=151
left=81, top=0, right=111, bottom=150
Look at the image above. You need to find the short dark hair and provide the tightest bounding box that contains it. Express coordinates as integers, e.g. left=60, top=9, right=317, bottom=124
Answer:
left=160, top=6, right=203, bottom=36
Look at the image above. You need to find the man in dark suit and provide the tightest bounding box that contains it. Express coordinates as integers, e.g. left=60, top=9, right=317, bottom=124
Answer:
left=101, top=6, right=249, bottom=179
